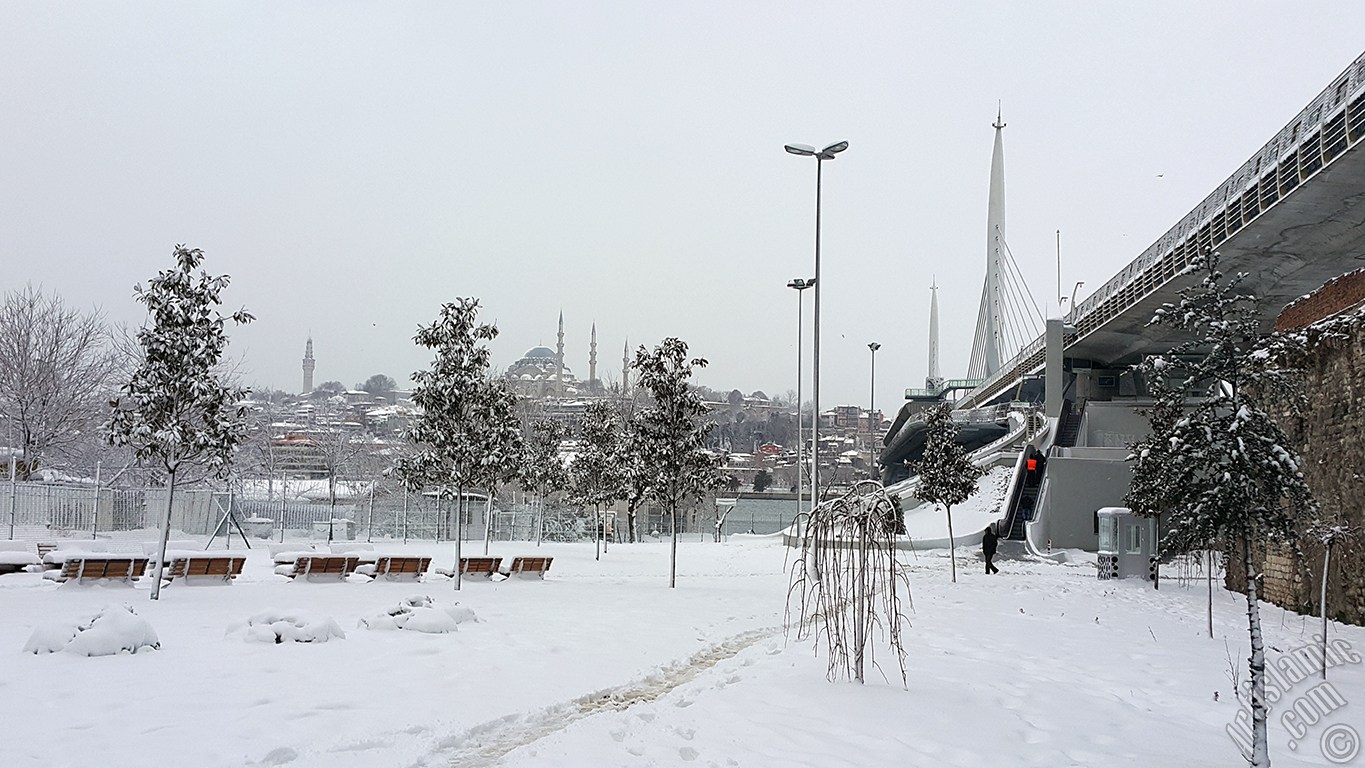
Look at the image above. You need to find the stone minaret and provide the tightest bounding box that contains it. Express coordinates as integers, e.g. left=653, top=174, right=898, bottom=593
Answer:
left=968, top=105, right=1007, bottom=379
left=301, top=336, right=316, bottom=394
left=589, top=322, right=598, bottom=387
left=556, top=311, right=565, bottom=396
left=622, top=338, right=631, bottom=397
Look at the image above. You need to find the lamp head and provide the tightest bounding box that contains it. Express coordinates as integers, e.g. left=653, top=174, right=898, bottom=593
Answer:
left=868, top=342, right=881, bottom=352
left=818, top=141, right=849, bottom=159
left=784, top=144, right=816, bottom=156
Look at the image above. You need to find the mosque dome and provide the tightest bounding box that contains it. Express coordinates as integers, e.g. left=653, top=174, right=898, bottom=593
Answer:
left=523, top=346, right=556, bottom=359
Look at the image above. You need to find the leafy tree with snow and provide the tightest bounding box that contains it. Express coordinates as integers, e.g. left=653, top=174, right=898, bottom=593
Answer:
left=1127, top=251, right=1317, bottom=768
left=568, top=399, right=628, bottom=560
left=106, top=245, right=253, bottom=600
left=519, top=418, right=568, bottom=545
left=357, top=373, right=398, bottom=399
left=469, top=377, right=523, bottom=555
left=912, top=402, right=983, bottom=584
left=633, top=338, right=721, bottom=588
left=617, top=413, right=653, bottom=544
left=397, top=297, right=509, bottom=590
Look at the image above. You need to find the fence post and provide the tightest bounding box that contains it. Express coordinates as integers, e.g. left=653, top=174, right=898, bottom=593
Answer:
left=366, top=482, right=375, bottom=543
left=279, top=474, right=287, bottom=544
left=402, top=487, right=409, bottom=544
left=91, top=461, right=102, bottom=540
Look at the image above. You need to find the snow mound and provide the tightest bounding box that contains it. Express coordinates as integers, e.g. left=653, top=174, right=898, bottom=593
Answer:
left=358, top=595, right=479, bottom=633
left=23, top=604, right=160, bottom=656
left=229, top=611, right=346, bottom=644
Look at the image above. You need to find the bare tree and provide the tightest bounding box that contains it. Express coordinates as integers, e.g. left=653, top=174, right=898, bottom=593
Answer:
left=0, top=285, right=122, bottom=475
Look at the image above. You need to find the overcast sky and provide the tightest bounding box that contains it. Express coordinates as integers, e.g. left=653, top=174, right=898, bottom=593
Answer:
left=3, top=3, right=1363, bottom=411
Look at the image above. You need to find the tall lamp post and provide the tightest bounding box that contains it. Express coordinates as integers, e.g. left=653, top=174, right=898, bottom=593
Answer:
left=784, top=140, right=848, bottom=513
left=867, top=342, right=880, bottom=481
left=787, top=278, right=815, bottom=526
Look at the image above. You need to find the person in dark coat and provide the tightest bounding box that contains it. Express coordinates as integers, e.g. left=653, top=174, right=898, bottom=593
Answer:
left=982, top=525, right=1000, bottom=574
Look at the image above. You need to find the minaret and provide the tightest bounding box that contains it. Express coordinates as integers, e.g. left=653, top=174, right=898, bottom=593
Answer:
left=622, top=338, right=631, bottom=397
left=301, top=336, right=315, bottom=394
left=968, top=105, right=1007, bottom=380
left=588, top=322, right=598, bottom=387
left=927, top=281, right=943, bottom=391
left=556, top=311, right=565, bottom=396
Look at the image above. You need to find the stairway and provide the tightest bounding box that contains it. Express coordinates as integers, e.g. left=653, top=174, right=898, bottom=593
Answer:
left=1056, top=399, right=1085, bottom=448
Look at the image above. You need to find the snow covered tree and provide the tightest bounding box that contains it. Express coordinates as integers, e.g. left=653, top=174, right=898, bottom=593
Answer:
left=0, top=285, right=123, bottom=475
left=519, top=418, right=568, bottom=545
left=912, top=402, right=983, bottom=584
left=105, top=245, right=253, bottom=600
left=617, top=413, right=653, bottom=544
left=1128, top=251, right=1317, bottom=768
left=568, top=399, right=628, bottom=560
left=469, top=378, right=523, bottom=555
left=397, top=297, right=508, bottom=591
left=633, top=338, right=721, bottom=588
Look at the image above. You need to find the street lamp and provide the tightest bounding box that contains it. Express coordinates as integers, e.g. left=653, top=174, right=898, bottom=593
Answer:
left=787, top=278, right=815, bottom=526
left=785, top=140, right=848, bottom=514
left=1066, top=281, right=1086, bottom=320
left=868, top=342, right=880, bottom=481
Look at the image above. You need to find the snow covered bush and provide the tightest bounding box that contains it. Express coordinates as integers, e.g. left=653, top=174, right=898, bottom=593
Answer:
left=229, top=611, right=346, bottom=644
left=358, top=595, right=479, bottom=633
left=23, top=604, right=160, bottom=656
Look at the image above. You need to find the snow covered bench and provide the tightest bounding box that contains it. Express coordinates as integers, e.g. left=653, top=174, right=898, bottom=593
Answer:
left=434, top=557, right=502, bottom=580
left=277, top=555, right=360, bottom=582
left=143, top=540, right=198, bottom=561
left=366, top=556, right=431, bottom=581
left=165, top=554, right=247, bottom=584
left=0, top=541, right=41, bottom=575
left=506, top=556, right=552, bottom=579
left=46, top=556, right=150, bottom=584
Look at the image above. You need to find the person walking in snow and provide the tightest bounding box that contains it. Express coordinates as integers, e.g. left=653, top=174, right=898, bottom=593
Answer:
left=982, top=525, right=1000, bottom=574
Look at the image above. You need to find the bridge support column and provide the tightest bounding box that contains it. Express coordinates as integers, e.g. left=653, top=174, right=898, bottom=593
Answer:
left=1045, top=317, right=1068, bottom=419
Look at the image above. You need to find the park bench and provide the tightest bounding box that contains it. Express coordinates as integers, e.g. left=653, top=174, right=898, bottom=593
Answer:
left=434, top=557, right=502, bottom=580
left=506, top=556, right=553, bottom=579
left=282, top=555, right=360, bottom=582
left=0, top=541, right=41, bottom=575
left=367, top=556, right=432, bottom=581
left=165, top=554, right=247, bottom=584
left=47, top=556, right=149, bottom=584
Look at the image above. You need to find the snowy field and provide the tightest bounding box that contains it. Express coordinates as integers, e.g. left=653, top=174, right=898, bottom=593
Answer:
left=2, top=536, right=1363, bottom=768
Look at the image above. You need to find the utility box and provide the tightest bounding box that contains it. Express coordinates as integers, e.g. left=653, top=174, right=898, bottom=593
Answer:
left=313, top=518, right=355, bottom=541
left=1096, top=507, right=1157, bottom=581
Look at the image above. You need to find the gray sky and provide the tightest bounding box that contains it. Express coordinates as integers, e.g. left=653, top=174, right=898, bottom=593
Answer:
left=3, top=2, right=1363, bottom=410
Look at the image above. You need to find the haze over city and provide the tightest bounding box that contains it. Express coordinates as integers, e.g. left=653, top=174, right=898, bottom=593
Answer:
left=4, top=2, right=1365, bottom=406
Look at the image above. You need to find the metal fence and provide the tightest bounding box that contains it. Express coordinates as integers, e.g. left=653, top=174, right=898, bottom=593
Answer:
left=2, top=478, right=719, bottom=547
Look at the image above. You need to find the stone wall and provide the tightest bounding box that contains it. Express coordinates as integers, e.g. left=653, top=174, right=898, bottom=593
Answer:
left=1227, top=302, right=1365, bottom=625
left=1275, top=266, right=1365, bottom=332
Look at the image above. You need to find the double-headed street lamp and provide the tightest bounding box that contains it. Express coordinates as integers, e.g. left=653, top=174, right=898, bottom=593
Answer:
left=868, top=342, right=880, bottom=480
left=785, top=140, right=848, bottom=513
left=787, top=278, right=815, bottom=524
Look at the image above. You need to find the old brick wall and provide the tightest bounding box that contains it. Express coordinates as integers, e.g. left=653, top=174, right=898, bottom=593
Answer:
left=1231, top=309, right=1365, bottom=625
left=1275, top=267, right=1365, bottom=332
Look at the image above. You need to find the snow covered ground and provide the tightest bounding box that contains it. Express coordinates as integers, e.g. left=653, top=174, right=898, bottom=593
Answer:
left=2, top=536, right=1362, bottom=767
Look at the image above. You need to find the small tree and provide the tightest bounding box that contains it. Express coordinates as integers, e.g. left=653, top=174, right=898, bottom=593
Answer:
left=568, top=400, right=627, bottom=560
left=470, top=378, right=523, bottom=554
left=397, top=298, right=504, bottom=591
left=106, top=245, right=253, bottom=600
left=0, top=285, right=123, bottom=475
left=519, top=418, right=568, bottom=545
left=358, top=373, right=398, bottom=400
left=753, top=469, right=772, bottom=493
left=633, top=338, right=720, bottom=588
left=913, top=402, right=983, bottom=584
left=314, top=425, right=369, bottom=543
left=1128, top=251, right=1317, bottom=768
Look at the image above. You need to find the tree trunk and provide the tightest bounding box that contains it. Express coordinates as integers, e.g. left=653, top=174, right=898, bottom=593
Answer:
left=483, top=488, right=494, bottom=555
left=628, top=507, right=637, bottom=544
left=535, top=493, right=544, bottom=547
left=595, top=503, right=601, bottom=561
left=946, top=503, right=957, bottom=584
left=151, top=465, right=178, bottom=601
left=669, top=505, right=677, bottom=589
left=1208, top=546, right=1214, bottom=640
left=1242, top=533, right=1270, bottom=768
left=453, top=486, right=463, bottom=592
left=328, top=473, right=337, bottom=543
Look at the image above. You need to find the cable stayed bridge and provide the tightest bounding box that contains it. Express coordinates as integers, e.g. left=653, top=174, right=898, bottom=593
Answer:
left=884, top=50, right=1365, bottom=474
